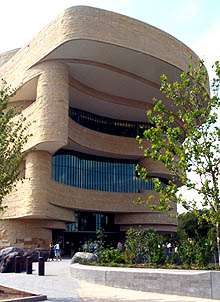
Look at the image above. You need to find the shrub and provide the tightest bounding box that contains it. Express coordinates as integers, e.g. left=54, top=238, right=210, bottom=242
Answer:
left=99, top=247, right=125, bottom=264
left=194, top=231, right=217, bottom=268
left=150, top=239, right=167, bottom=266
left=178, top=238, right=196, bottom=268
left=124, top=227, right=167, bottom=265
left=177, top=229, right=217, bottom=269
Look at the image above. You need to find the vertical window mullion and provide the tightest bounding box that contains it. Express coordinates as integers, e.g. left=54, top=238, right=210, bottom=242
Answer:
left=91, top=158, right=93, bottom=190
left=78, top=155, right=80, bottom=188
left=116, top=162, right=118, bottom=193
left=108, top=161, right=111, bottom=192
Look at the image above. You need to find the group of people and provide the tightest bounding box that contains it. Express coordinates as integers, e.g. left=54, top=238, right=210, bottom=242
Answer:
left=47, top=240, right=124, bottom=259
left=49, top=242, right=62, bottom=261
left=82, top=241, right=97, bottom=252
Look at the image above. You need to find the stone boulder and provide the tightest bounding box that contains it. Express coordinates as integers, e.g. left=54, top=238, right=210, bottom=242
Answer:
left=0, top=252, right=25, bottom=273
left=0, top=247, right=24, bottom=262
left=71, top=252, right=98, bottom=264
left=24, top=249, right=49, bottom=262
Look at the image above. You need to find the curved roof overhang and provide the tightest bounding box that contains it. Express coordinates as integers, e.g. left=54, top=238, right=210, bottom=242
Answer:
left=39, top=38, right=185, bottom=122
left=0, top=6, right=200, bottom=123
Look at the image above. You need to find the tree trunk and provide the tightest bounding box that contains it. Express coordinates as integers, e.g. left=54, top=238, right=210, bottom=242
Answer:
left=217, top=223, right=220, bottom=266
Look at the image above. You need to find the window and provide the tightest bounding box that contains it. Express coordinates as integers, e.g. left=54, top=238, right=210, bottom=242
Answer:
left=52, top=150, right=167, bottom=193
left=69, top=107, right=151, bottom=138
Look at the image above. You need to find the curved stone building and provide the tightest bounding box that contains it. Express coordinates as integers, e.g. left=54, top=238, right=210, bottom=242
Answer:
left=0, top=6, right=199, bottom=252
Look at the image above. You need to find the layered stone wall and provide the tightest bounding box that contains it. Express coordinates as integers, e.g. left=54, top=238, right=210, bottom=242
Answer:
left=68, top=118, right=147, bottom=157
left=0, top=6, right=193, bottom=249
left=71, top=264, right=220, bottom=299
left=0, top=153, right=177, bottom=248
left=0, top=6, right=199, bottom=90
left=0, top=219, right=66, bottom=249
left=0, top=48, right=20, bottom=68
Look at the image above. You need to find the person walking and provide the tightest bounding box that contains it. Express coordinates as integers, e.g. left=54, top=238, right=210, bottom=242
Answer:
left=49, top=242, right=55, bottom=261
left=54, top=242, right=62, bottom=261
left=36, top=244, right=41, bottom=259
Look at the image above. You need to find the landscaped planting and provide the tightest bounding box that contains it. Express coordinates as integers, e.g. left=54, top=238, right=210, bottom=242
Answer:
left=79, top=227, right=218, bottom=270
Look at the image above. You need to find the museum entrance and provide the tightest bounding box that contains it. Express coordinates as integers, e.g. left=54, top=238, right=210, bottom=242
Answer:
left=52, top=230, right=122, bottom=256
left=52, top=211, right=121, bottom=256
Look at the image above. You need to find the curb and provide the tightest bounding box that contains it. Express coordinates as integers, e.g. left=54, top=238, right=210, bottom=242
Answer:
left=0, top=285, right=47, bottom=302
left=0, top=295, right=47, bottom=302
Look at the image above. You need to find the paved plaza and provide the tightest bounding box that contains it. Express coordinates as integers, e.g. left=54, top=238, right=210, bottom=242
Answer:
left=0, top=259, right=220, bottom=302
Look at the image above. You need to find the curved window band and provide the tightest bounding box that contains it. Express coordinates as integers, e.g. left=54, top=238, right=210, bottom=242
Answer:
left=52, top=150, right=166, bottom=193
left=69, top=107, right=151, bottom=138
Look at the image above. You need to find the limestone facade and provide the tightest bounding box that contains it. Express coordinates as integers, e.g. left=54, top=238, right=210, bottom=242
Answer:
left=0, top=6, right=199, bottom=249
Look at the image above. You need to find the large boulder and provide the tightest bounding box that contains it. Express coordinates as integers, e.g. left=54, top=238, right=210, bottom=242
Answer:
left=0, top=247, right=24, bottom=262
left=24, top=249, right=49, bottom=262
left=0, top=252, right=25, bottom=273
left=71, top=252, right=98, bottom=264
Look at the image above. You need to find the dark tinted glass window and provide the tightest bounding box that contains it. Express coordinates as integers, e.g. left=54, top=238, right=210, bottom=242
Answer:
left=52, top=149, right=167, bottom=193
left=69, top=107, right=151, bottom=137
left=66, top=211, right=118, bottom=232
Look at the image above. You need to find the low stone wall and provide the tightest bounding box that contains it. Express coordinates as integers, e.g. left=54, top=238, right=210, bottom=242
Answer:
left=70, top=264, right=220, bottom=299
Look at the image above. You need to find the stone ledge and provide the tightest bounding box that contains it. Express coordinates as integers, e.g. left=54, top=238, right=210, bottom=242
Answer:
left=70, top=263, right=220, bottom=299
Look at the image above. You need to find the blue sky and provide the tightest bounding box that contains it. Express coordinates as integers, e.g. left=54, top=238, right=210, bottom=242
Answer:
left=0, top=0, right=219, bottom=74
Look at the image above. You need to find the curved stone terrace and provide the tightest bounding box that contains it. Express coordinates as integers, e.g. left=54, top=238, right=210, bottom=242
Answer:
left=70, top=263, right=220, bottom=300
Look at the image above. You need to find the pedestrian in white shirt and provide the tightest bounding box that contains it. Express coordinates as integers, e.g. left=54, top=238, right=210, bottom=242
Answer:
left=54, top=242, right=62, bottom=261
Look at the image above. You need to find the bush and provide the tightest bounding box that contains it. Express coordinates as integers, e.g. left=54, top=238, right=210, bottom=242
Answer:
left=150, top=239, right=167, bottom=266
left=124, top=227, right=167, bottom=265
left=84, top=226, right=217, bottom=269
left=194, top=232, right=217, bottom=268
left=99, top=247, right=125, bottom=264
left=177, top=238, right=196, bottom=268
left=178, top=229, right=217, bottom=268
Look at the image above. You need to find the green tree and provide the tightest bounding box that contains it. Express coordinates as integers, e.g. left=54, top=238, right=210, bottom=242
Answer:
left=137, top=60, right=220, bottom=263
left=177, top=210, right=215, bottom=241
left=0, top=82, right=31, bottom=209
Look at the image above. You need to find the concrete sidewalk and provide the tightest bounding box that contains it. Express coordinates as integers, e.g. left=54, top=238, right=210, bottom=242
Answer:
left=0, top=259, right=219, bottom=302
left=0, top=259, right=81, bottom=302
